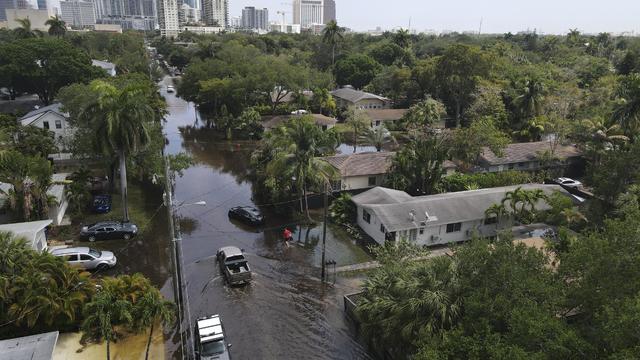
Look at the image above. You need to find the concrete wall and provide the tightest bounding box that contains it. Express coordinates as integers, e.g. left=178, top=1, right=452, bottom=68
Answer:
left=356, top=206, right=386, bottom=244
left=5, top=9, right=55, bottom=31
left=48, top=192, right=68, bottom=226
left=33, top=229, right=47, bottom=251
left=340, top=174, right=385, bottom=191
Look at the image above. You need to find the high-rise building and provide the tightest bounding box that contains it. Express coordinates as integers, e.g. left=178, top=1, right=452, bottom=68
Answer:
left=179, top=3, right=198, bottom=24
left=241, top=6, right=267, bottom=31
left=60, top=0, right=96, bottom=27
left=202, top=0, right=227, bottom=27
left=157, top=0, right=179, bottom=36
left=293, top=0, right=335, bottom=29
left=94, top=0, right=156, bottom=30
left=0, top=0, right=32, bottom=21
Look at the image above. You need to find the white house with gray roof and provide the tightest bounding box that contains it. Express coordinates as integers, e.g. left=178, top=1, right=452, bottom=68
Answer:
left=0, top=220, right=53, bottom=252
left=351, top=184, right=569, bottom=246
left=331, top=87, right=391, bottom=110
left=19, top=103, right=72, bottom=151
left=0, top=331, right=58, bottom=360
left=91, top=59, right=117, bottom=76
left=478, top=141, right=583, bottom=173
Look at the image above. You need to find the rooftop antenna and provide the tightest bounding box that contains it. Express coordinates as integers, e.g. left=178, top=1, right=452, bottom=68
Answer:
left=478, top=17, right=483, bottom=35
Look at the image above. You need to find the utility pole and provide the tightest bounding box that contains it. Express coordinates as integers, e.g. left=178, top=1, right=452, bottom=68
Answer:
left=321, top=183, right=328, bottom=281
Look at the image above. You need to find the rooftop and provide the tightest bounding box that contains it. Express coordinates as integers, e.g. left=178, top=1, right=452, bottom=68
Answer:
left=0, top=331, right=58, bottom=360
left=480, top=141, right=583, bottom=166
left=91, top=59, right=116, bottom=70
left=364, top=108, right=408, bottom=121
left=322, top=152, right=456, bottom=178
left=352, top=184, right=568, bottom=232
left=19, top=103, right=68, bottom=124
left=331, top=87, right=390, bottom=104
left=261, top=114, right=337, bottom=130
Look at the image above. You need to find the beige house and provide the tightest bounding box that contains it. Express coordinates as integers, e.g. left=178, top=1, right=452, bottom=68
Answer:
left=262, top=113, right=337, bottom=131
left=478, top=141, right=583, bottom=173
left=331, top=87, right=391, bottom=110
left=364, top=109, right=408, bottom=128
left=322, top=152, right=457, bottom=191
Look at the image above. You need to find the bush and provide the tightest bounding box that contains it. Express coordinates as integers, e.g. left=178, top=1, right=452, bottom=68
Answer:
left=440, top=171, right=541, bottom=192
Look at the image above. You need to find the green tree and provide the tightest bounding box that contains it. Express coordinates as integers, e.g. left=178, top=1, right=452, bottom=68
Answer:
left=386, top=135, right=450, bottom=195
left=360, top=124, right=396, bottom=152
left=334, top=54, right=381, bottom=89
left=614, top=73, right=640, bottom=135
left=45, top=16, right=66, bottom=38
left=310, top=88, right=336, bottom=115
left=500, top=186, right=547, bottom=223
left=392, top=28, right=411, bottom=49
left=451, top=117, right=509, bottom=169
left=134, top=289, right=176, bottom=360
left=79, top=80, right=154, bottom=222
left=81, top=288, right=133, bottom=360
left=402, top=97, right=446, bottom=132
left=13, top=18, right=42, bottom=39
left=513, top=77, right=546, bottom=121
left=345, top=108, right=370, bottom=153
left=321, top=20, right=345, bottom=67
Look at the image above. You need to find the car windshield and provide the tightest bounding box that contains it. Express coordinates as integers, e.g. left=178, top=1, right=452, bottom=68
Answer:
left=226, top=255, right=245, bottom=263
left=201, top=339, right=226, bottom=356
left=89, top=249, right=102, bottom=257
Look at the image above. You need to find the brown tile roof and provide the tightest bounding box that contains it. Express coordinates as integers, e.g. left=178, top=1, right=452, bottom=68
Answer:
left=480, top=141, right=583, bottom=166
left=364, top=109, right=408, bottom=121
left=261, top=114, right=337, bottom=130
left=322, top=152, right=395, bottom=177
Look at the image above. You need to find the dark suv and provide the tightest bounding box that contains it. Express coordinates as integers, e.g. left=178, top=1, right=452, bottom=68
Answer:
left=228, top=206, right=264, bottom=226
left=80, top=221, right=138, bottom=242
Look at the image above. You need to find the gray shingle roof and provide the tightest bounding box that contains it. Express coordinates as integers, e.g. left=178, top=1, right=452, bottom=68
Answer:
left=19, top=103, right=67, bottom=123
left=322, top=152, right=395, bottom=177
left=0, top=331, right=58, bottom=360
left=331, top=88, right=390, bottom=104
left=364, top=109, right=408, bottom=121
left=480, top=141, right=583, bottom=166
left=261, top=114, right=337, bottom=130
left=353, top=184, right=568, bottom=232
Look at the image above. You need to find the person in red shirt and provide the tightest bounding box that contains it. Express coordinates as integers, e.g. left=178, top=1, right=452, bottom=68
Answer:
left=283, top=228, right=293, bottom=245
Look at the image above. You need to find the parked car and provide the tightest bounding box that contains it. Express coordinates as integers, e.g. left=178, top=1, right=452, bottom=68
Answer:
left=195, top=314, right=231, bottom=360
left=167, top=85, right=175, bottom=93
left=555, top=177, right=582, bottom=189
left=80, top=221, right=138, bottom=242
left=228, top=206, right=263, bottom=226
left=92, top=195, right=112, bottom=213
left=291, top=109, right=308, bottom=115
left=217, top=246, right=252, bottom=286
left=51, top=247, right=117, bottom=270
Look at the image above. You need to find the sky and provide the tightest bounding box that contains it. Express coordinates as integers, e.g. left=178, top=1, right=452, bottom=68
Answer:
left=230, top=0, right=640, bottom=35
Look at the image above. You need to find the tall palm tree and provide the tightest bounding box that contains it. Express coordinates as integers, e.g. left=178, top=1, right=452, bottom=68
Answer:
left=0, top=151, right=30, bottom=221
left=45, top=15, right=66, bottom=37
left=501, top=187, right=546, bottom=223
left=346, top=108, right=370, bottom=153
left=135, top=289, right=175, bottom=360
left=322, top=20, right=345, bottom=68
left=82, top=288, right=133, bottom=360
left=393, top=28, right=411, bottom=49
left=360, top=124, right=396, bottom=152
left=614, top=73, right=640, bottom=135
left=311, top=88, right=335, bottom=116
left=484, top=203, right=508, bottom=230
left=514, top=78, right=545, bottom=121
left=13, top=18, right=42, bottom=39
left=80, top=80, right=154, bottom=222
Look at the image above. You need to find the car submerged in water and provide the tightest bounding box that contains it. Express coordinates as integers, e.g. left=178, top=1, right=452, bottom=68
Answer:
left=195, top=314, right=231, bottom=360
left=227, top=206, right=264, bottom=226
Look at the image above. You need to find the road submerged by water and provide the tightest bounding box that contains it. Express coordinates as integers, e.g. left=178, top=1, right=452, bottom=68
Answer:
left=160, top=77, right=373, bottom=360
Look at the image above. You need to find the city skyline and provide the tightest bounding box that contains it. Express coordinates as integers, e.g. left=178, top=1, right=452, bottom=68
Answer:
left=231, top=0, right=640, bottom=34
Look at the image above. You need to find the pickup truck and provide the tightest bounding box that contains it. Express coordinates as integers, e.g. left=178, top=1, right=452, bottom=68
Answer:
left=216, top=246, right=252, bottom=286
left=195, top=314, right=231, bottom=360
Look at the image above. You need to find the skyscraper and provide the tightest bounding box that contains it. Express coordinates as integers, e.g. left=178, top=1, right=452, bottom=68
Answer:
left=241, top=6, right=268, bottom=31
left=157, top=0, right=179, bottom=36
left=60, top=0, right=96, bottom=27
left=202, top=0, right=227, bottom=27
left=0, top=0, right=31, bottom=21
left=293, top=0, right=335, bottom=29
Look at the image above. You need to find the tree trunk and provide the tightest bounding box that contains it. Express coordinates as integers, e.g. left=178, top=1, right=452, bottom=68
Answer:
left=145, top=321, right=154, bottom=360
left=106, top=339, right=110, bottom=360
left=119, top=151, right=129, bottom=222
left=303, top=184, right=311, bottom=221
left=353, top=129, right=357, bottom=153
left=455, top=100, right=461, bottom=127
left=332, top=45, right=336, bottom=67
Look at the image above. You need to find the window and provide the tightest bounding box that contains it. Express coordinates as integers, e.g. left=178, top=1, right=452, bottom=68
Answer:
left=368, top=176, right=377, bottom=186
left=375, top=120, right=381, bottom=126
left=80, top=254, right=93, bottom=261
left=518, top=162, right=526, bottom=167
left=55, top=120, right=62, bottom=129
left=484, top=217, right=498, bottom=225
left=508, top=163, right=515, bottom=170
left=380, top=224, right=385, bottom=233
left=362, top=209, right=371, bottom=223
left=63, top=254, right=78, bottom=262
left=43, top=121, right=50, bottom=129
left=446, top=222, right=462, bottom=233
left=410, top=229, right=417, bottom=241
left=419, top=228, right=425, bottom=235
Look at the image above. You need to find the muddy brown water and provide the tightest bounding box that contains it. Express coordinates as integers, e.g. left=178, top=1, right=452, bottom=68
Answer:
left=158, top=77, right=373, bottom=360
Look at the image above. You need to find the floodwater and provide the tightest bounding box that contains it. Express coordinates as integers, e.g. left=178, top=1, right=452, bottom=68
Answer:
left=160, top=77, right=373, bottom=360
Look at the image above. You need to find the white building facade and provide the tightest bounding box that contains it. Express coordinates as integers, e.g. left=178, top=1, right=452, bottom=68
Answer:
left=293, top=0, right=335, bottom=29
left=202, top=0, right=227, bottom=27
left=241, top=6, right=267, bottom=31
left=157, top=0, right=179, bottom=36
left=61, top=0, right=96, bottom=28
left=19, top=104, right=73, bottom=151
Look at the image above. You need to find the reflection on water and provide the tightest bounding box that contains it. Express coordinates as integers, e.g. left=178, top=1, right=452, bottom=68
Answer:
left=158, top=77, right=373, bottom=359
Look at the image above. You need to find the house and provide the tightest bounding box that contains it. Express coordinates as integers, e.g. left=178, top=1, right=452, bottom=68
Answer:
left=322, top=152, right=457, bottom=191
left=91, top=59, right=117, bottom=76
left=270, top=90, right=314, bottom=104
left=364, top=109, right=408, bottom=128
left=0, top=219, right=53, bottom=252
left=262, top=114, right=337, bottom=131
left=0, top=331, right=58, bottom=360
left=351, top=184, right=568, bottom=247
left=0, top=173, right=70, bottom=226
left=478, top=141, right=583, bottom=173
left=331, top=87, right=391, bottom=110
left=19, top=103, right=72, bottom=150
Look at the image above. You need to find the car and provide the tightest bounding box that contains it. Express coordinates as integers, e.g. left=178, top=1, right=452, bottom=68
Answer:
left=92, top=195, right=112, bottom=214
left=291, top=109, right=308, bottom=115
left=195, top=314, right=231, bottom=360
left=555, top=177, right=582, bottom=189
left=217, top=246, right=252, bottom=286
left=51, top=247, right=117, bottom=271
left=80, top=221, right=138, bottom=242
left=228, top=206, right=263, bottom=226
left=167, top=85, right=175, bottom=93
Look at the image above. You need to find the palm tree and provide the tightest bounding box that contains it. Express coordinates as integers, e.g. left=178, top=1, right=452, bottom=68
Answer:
left=322, top=20, right=345, bottom=68
left=0, top=151, right=30, bottom=221
left=311, top=88, right=335, bottom=116
left=82, top=288, right=133, bottom=360
left=45, top=15, right=66, bottom=37
left=484, top=203, right=508, bottom=230
left=501, top=187, right=547, bottom=223
left=134, top=289, right=175, bottom=360
left=393, top=28, right=411, bottom=49
left=360, top=124, right=396, bottom=151
left=580, top=118, right=629, bottom=166
left=80, top=80, right=154, bottom=222
left=13, top=18, right=42, bottom=39
left=514, top=78, right=545, bottom=122
left=614, top=73, right=640, bottom=135
left=345, top=108, right=370, bottom=153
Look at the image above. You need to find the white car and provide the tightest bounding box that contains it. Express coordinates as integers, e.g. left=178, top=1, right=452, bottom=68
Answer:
left=291, top=109, right=308, bottom=115
left=51, top=247, right=117, bottom=271
left=555, top=177, right=582, bottom=189
left=167, top=85, right=175, bottom=93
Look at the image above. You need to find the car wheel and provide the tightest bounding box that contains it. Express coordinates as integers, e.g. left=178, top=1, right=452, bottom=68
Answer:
left=96, top=263, right=109, bottom=271
left=123, top=234, right=131, bottom=240
left=88, top=236, right=96, bottom=242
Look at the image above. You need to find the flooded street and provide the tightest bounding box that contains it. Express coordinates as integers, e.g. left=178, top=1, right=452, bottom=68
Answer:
left=160, top=77, right=373, bottom=360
